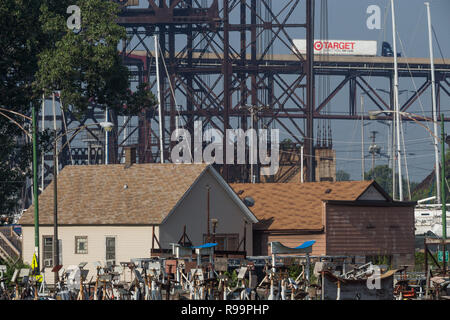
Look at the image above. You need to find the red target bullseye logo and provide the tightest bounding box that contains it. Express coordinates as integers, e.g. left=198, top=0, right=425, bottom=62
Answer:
left=314, top=41, right=324, bottom=51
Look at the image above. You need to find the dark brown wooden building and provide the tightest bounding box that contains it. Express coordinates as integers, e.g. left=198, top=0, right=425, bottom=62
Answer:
left=231, top=181, right=415, bottom=267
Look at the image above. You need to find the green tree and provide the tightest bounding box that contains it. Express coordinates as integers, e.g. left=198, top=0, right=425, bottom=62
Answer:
left=0, top=0, right=156, bottom=220
left=0, top=0, right=44, bottom=218
left=365, top=164, right=414, bottom=199
left=412, top=149, right=450, bottom=202
left=365, top=165, right=394, bottom=196
left=35, top=0, right=133, bottom=116
left=336, top=170, right=350, bottom=181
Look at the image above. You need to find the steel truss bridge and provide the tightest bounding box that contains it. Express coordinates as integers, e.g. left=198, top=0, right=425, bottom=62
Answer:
left=38, top=0, right=450, bottom=193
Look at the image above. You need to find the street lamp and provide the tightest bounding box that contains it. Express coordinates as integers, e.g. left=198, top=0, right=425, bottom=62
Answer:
left=51, top=121, right=114, bottom=283
left=369, top=110, right=447, bottom=257
left=0, top=105, right=113, bottom=282
left=0, top=106, right=40, bottom=273
left=368, top=110, right=439, bottom=141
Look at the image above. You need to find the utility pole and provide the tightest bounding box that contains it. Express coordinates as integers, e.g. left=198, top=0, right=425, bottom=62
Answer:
left=368, top=131, right=380, bottom=176
left=32, top=102, right=40, bottom=272
left=41, top=94, right=45, bottom=191
left=53, top=129, right=59, bottom=284
left=52, top=93, right=59, bottom=174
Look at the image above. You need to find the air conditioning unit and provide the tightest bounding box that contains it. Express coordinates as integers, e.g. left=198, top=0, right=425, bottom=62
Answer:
left=106, top=260, right=116, bottom=267
left=44, top=259, right=53, bottom=267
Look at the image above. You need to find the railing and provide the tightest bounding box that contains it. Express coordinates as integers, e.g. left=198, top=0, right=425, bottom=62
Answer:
left=0, top=227, right=21, bottom=264
left=0, top=226, right=21, bottom=253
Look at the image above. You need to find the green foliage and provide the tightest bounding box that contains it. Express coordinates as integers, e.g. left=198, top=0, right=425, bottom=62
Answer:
left=336, top=170, right=350, bottom=181
left=367, top=255, right=392, bottom=268
left=0, top=259, right=31, bottom=288
left=412, top=149, right=450, bottom=202
left=280, top=139, right=301, bottom=151
left=365, top=164, right=415, bottom=199
left=414, top=251, right=439, bottom=272
left=288, top=264, right=302, bottom=279
left=0, top=0, right=157, bottom=219
left=35, top=0, right=130, bottom=115
left=365, top=165, right=394, bottom=196
left=287, top=264, right=317, bottom=284
left=223, top=269, right=238, bottom=288
left=0, top=0, right=45, bottom=216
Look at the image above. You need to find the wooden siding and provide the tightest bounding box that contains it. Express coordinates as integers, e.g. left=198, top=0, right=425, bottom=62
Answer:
left=325, top=204, right=414, bottom=256
left=253, top=232, right=326, bottom=256
left=22, top=225, right=157, bottom=284
left=158, top=170, right=254, bottom=255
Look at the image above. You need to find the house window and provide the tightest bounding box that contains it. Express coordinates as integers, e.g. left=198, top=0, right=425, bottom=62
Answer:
left=204, top=234, right=239, bottom=251
left=105, top=237, right=116, bottom=265
left=75, top=236, right=88, bottom=254
left=42, top=236, right=53, bottom=267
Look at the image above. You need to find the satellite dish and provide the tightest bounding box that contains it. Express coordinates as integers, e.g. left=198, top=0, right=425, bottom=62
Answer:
left=243, top=196, right=255, bottom=207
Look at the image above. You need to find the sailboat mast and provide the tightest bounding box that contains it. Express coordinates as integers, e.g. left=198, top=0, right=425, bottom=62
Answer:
left=390, top=0, right=403, bottom=201
left=425, top=2, right=441, bottom=204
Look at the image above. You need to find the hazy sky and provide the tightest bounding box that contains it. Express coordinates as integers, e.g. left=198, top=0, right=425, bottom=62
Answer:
left=131, top=0, right=450, bottom=184
left=307, top=0, right=450, bottom=184
left=56, top=1, right=450, bottom=188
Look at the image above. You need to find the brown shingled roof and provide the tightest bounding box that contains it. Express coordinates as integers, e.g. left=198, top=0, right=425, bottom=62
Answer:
left=20, top=163, right=209, bottom=226
left=230, top=181, right=380, bottom=231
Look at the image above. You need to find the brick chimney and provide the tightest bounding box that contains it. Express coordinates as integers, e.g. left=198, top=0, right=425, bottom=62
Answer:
left=124, top=146, right=136, bottom=168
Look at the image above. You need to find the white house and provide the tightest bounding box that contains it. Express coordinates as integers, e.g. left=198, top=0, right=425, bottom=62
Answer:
left=19, top=153, right=257, bottom=284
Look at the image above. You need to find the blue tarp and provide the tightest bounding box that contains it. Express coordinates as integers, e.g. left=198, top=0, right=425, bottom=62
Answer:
left=192, top=243, right=218, bottom=249
left=294, top=240, right=316, bottom=249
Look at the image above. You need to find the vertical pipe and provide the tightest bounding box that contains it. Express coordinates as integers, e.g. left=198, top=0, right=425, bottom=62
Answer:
left=53, top=129, right=59, bottom=284
left=400, top=119, right=412, bottom=199
left=206, top=185, right=211, bottom=242
left=390, top=0, right=403, bottom=201
left=52, top=93, right=59, bottom=173
left=152, top=225, right=155, bottom=251
left=390, top=76, right=396, bottom=199
left=41, top=94, right=45, bottom=191
left=426, top=2, right=441, bottom=204
left=441, top=114, right=447, bottom=275
left=251, top=0, right=257, bottom=183
left=306, top=0, right=315, bottom=182
left=105, top=107, right=109, bottom=165
left=243, top=221, right=246, bottom=252
left=361, top=94, right=365, bottom=180
left=187, top=0, right=194, bottom=156
left=155, top=35, right=164, bottom=163
left=301, top=145, right=304, bottom=183
left=32, top=102, right=40, bottom=270
left=250, top=108, right=255, bottom=183
left=223, top=0, right=230, bottom=181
